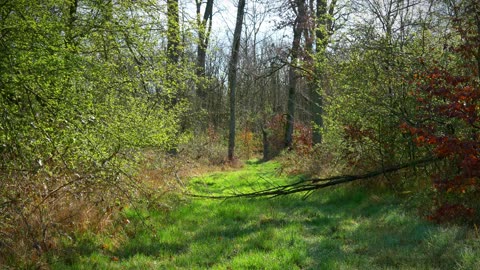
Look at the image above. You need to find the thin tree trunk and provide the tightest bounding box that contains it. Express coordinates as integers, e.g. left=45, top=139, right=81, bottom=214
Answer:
left=228, top=0, right=246, bottom=161
left=262, top=125, right=269, bottom=161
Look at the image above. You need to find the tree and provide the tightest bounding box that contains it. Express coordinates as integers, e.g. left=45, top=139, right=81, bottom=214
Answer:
left=167, top=0, right=181, bottom=64
left=195, top=0, right=214, bottom=103
left=310, top=0, right=336, bottom=144
left=404, top=0, right=480, bottom=222
left=0, top=0, right=187, bottom=261
left=228, top=0, right=247, bottom=161
left=320, top=0, right=437, bottom=173
left=285, top=0, right=307, bottom=149
left=166, top=0, right=182, bottom=109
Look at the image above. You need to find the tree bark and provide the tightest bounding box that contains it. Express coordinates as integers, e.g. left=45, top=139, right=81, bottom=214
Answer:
left=228, top=0, right=246, bottom=161
left=166, top=0, right=181, bottom=153
left=310, top=0, right=336, bottom=145
left=196, top=0, right=214, bottom=101
left=285, top=0, right=306, bottom=149
left=261, top=125, right=270, bottom=161
left=167, top=0, right=180, bottom=64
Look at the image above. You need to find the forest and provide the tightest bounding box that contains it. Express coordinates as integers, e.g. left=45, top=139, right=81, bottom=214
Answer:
left=1, top=0, right=479, bottom=268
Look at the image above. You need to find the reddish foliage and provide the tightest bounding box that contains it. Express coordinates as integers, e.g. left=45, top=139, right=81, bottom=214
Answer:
left=344, top=125, right=376, bottom=142
left=207, top=124, right=220, bottom=142
left=404, top=64, right=480, bottom=223
left=265, top=114, right=288, bottom=157
left=427, top=203, right=475, bottom=224
left=406, top=67, right=480, bottom=176
left=402, top=5, right=480, bottom=222
left=265, top=114, right=313, bottom=156
left=293, top=123, right=313, bottom=155
left=237, top=127, right=259, bottom=158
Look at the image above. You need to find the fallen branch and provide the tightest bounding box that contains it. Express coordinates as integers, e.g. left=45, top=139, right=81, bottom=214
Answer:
left=188, top=157, right=439, bottom=199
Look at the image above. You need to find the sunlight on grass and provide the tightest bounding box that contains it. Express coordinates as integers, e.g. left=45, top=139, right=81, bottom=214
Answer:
left=189, top=159, right=286, bottom=196
left=50, top=159, right=480, bottom=269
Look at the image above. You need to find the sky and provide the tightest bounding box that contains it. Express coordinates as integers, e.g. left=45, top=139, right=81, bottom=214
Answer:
left=179, top=0, right=288, bottom=46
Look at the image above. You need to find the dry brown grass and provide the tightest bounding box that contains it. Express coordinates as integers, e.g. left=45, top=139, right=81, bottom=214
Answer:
left=0, top=169, right=129, bottom=269
left=138, top=149, right=244, bottom=191
left=276, top=145, right=343, bottom=179
left=0, top=144, right=253, bottom=269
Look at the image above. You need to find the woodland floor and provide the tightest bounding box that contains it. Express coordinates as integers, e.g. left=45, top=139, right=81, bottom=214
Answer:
left=49, top=160, right=480, bottom=269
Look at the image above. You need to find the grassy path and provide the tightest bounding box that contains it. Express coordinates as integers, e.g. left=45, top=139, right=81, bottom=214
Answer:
left=52, top=160, right=479, bottom=269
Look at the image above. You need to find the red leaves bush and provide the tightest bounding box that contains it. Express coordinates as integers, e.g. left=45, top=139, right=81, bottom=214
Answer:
left=404, top=3, right=479, bottom=222
left=265, top=114, right=313, bottom=158
left=404, top=65, right=480, bottom=223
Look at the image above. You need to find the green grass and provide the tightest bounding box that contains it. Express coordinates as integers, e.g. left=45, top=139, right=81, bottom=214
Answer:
left=49, top=160, right=480, bottom=269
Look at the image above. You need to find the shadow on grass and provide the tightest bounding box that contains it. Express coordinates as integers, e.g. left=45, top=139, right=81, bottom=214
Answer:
left=245, top=159, right=264, bottom=165
left=109, top=189, right=440, bottom=268
left=53, top=162, right=475, bottom=269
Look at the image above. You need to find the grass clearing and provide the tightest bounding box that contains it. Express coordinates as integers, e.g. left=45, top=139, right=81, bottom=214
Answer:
left=49, top=160, right=480, bottom=269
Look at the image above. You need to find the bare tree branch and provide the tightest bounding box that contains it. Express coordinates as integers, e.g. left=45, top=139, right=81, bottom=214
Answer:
left=188, top=157, right=439, bottom=199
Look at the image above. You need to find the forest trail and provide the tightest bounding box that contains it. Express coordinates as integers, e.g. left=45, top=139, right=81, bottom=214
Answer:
left=51, top=160, right=479, bottom=269
left=4, top=1, right=479, bottom=269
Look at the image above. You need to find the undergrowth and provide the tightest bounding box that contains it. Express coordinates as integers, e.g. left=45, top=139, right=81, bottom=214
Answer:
left=44, top=159, right=480, bottom=270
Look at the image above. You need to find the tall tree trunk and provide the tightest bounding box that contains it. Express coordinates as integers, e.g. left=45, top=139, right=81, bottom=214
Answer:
left=167, top=0, right=180, bottom=64
left=228, top=0, right=246, bottom=161
left=65, top=0, right=78, bottom=48
left=311, top=0, right=327, bottom=145
left=261, top=125, right=269, bottom=161
left=474, top=0, right=480, bottom=81
left=196, top=0, right=214, bottom=102
left=285, top=0, right=306, bottom=149
left=166, top=0, right=181, bottom=153
left=310, top=0, right=336, bottom=145
left=304, top=0, right=317, bottom=144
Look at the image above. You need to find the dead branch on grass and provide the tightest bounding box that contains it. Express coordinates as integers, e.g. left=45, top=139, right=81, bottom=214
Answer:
left=188, top=157, right=439, bottom=199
